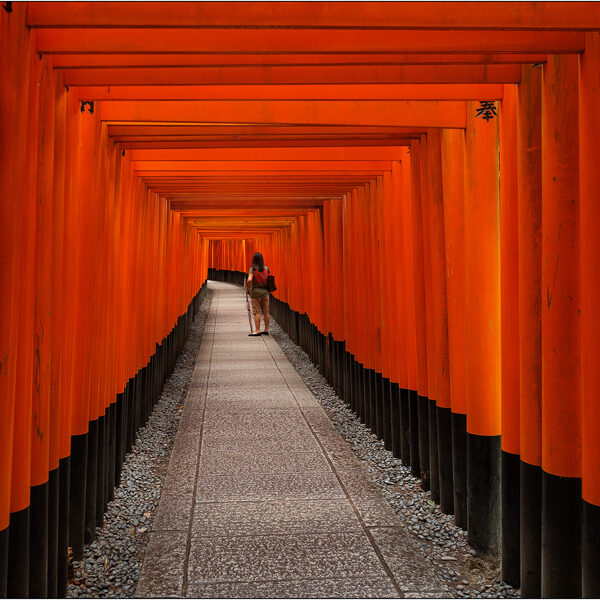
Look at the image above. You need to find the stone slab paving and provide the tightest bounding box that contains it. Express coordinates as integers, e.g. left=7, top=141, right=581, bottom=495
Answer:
left=136, top=281, right=450, bottom=599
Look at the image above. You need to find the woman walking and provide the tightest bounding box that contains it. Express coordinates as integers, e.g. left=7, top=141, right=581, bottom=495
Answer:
left=246, top=252, right=271, bottom=336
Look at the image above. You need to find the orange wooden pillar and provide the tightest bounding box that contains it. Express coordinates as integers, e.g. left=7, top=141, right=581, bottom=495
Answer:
left=375, top=175, right=393, bottom=450
left=114, top=155, right=134, bottom=489
left=81, top=111, right=103, bottom=549
left=101, top=140, right=119, bottom=528
left=8, top=24, right=40, bottom=598
left=387, top=164, right=409, bottom=463
left=516, top=63, right=543, bottom=599
left=0, top=5, right=32, bottom=595
left=441, top=128, right=468, bottom=530
left=323, top=199, right=341, bottom=390
left=396, top=157, right=417, bottom=467
left=426, top=128, right=453, bottom=515
left=356, top=184, right=373, bottom=430
left=540, top=53, right=581, bottom=598
left=369, top=178, right=386, bottom=442
left=580, top=31, right=600, bottom=599
left=409, top=140, right=430, bottom=488
left=400, top=153, right=421, bottom=478
left=363, top=182, right=377, bottom=432
left=29, top=53, right=58, bottom=599
left=463, top=100, right=501, bottom=555
left=342, top=192, right=357, bottom=414
left=344, top=190, right=357, bottom=415
left=419, top=133, right=439, bottom=501
left=92, top=124, right=112, bottom=538
left=499, top=83, right=521, bottom=587
left=51, top=73, right=70, bottom=600
left=66, top=102, right=94, bottom=561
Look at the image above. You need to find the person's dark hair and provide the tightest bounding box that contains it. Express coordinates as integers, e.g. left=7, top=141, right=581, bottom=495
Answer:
left=252, top=252, right=265, bottom=272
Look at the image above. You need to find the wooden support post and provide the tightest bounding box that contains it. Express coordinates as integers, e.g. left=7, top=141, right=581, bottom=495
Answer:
left=426, top=129, right=453, bottom=515
left=464, top=100, right=501, bottom=556
left=499, top=83, right=521, bottom=587
left=516, top=63, right=543, bottom=599
left=410, top=140, right=430, bottom=490
left=580, top=31, right=600, bottom=599
left=540, top=53, right=581, bottom=598
left=441, top=128, right=468, bottom=530
left=420, top=134, right=440, bottom=504
left=0, top=5, right=31, bottom=595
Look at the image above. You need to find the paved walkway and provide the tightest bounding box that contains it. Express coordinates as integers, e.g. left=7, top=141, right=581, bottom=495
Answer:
left=136, top=281, right=449, bottom=599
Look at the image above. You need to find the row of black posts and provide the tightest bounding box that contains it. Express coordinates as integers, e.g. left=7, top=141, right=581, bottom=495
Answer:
left=213, top=270, right=465, bottom=527
left=2, top=282, right=207, bottom=599
left=271, top=286, right=488, bottom=554
left=210, top=269, right=478, bottom=553
left=186, top=273, right=600, bottom=599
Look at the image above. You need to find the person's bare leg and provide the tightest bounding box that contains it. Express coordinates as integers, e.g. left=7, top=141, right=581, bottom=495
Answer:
left=264, top=313, right=270, bottom=332
left=254, top=313, right=261, bottom=333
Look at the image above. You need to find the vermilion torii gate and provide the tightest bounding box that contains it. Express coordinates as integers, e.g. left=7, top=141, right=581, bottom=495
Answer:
left=1, top=2, right=599, bottom=598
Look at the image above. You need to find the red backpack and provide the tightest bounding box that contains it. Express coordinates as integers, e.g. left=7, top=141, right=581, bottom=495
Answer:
left=253, top=266, right=269, bottom=286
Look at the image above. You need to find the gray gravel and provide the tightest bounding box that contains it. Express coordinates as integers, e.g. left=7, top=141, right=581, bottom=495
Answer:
left=66, top=289, right=213, bottom=599
left=269, top=318, right=520, bottom=600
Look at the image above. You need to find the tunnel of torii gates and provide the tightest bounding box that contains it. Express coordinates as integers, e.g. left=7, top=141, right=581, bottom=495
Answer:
left=2, top=1, right=600, bottom=598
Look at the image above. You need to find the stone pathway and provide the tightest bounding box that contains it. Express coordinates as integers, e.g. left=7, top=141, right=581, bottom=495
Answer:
left=136, top=281, right=450, bottom=598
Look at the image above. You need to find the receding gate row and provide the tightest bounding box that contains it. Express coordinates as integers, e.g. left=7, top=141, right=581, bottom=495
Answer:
left=3, top=3, right=600, bottom=600
left=0, top=10, right=209, bottom=597
left=209, top=50, right=600, bottom=598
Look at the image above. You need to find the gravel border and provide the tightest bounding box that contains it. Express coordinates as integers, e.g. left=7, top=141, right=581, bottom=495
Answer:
left=269, top=318, right=520, bottom=600
left=66, top=289, right=213, bottom=599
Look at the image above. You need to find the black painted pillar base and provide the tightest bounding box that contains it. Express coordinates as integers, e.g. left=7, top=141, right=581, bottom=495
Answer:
left=418, top=395, right=430, bottom=490
left=382, top=377, right=392, bottom=451
left=451, top=413, right=467, bottom=530
left=437, top=406, right=454, bottom=515
left=583, top=499, right=600, bottom=598
left=57, top=456, right=70, bottom=598
left=126, top=376, right=135, bottom=454
left=360, top=364, right=367, bottom=425
left=47, top=466, right=59, bottom=598
left=429, top=399, right=440, bottom=504
left=84, top=419, right=98, bottom=544
left=409, top=390, right=420, bottom=478
left=107, top=402, right=117, bottom=502
left=7, top=507, right=30, bottom=598
left=328, top=334, right=336, bottom=392
left=102, top=406, right=110, bottom=514
left=541, top=471, right=581, bottom=598
left=400, top=388, right=411, bottom=466
left=337, top=343, right=344, bottom=402
left=366, top=369, right=375, bottom=433
left=95, top=413, right=105, bottom=528
left=0, top=525, right=7, bottom=598
left=68, top=433, right=87, bottom=560
left=520, top=460, right=541, bottom=598
left=501, top=450, right=520, bottom=587
left=29, top=481, right=49, bottom=598
left=343, top=348, right=351, bottom=406
left=370, top=371, right=378, bottom=436
left=349, top=352, right=356, bottom=409
left=115, top=390, right=126, bottom=487
left=363, top=367, right=374, bottom=431
left=351, top=359, right=358, bottom=418
left=374, top=372, right=384, bottom=440
left=467, top=432, right=501, bottom=555
left=390, top=383, right=401, bottom=459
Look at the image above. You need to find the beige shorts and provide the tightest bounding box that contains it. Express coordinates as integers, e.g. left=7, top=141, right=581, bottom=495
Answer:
left=251, top=292, right=270, bottom=316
